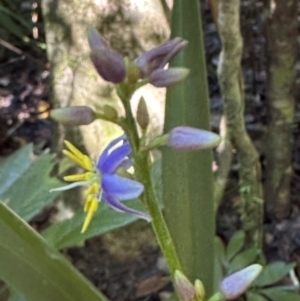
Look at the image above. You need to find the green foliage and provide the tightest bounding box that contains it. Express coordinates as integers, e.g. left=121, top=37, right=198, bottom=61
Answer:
left=226, top=230, right=245, bottom=261
left=0, top=144, right=62, bottom=221
left=42, top=200, right=146, bottom=249
left=253, top=261, right=296, bottom=287
left=215, top=233, right=299, bottom=301
left=0, top=3, right=31, bottom=41
left=0, top=202, right=108, bottom=301
left=8, top=288, right=27, bottom=301
left=162, top=0, right=214, bottom=294
left=258, top=288, right=300, bottom=301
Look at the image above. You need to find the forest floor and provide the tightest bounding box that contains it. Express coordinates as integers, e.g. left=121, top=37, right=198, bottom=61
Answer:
left=0, top=1, right=300, bottom=301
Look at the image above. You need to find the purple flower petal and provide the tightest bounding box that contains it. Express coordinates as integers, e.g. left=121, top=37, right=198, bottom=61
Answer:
left=102, top=173, right=144, bottom=201
left=98, top=135, right=126, bottom=169
left=103, top=192, right=151, bottom=221
left=99, top=142, right=131, bottom=174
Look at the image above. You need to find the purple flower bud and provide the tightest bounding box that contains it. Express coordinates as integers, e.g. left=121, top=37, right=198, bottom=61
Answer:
left=90, top=50, right=126, bottom=83
left=50, top=106, right=96, bottom=125
left=220, top=264, right=263, bottom=300
left=149, top=68, right=190, bottom=87
left=168, top=126, right=221, bottom=151
left=135, top=38, right=188, bottom=77
left=88, top=28, right=108, bottom=50
left=87, top=28, right=126, bottom=83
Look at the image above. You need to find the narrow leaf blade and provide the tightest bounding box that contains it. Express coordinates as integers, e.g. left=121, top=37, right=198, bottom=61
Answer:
left=0, top=202, right=108, bottom=301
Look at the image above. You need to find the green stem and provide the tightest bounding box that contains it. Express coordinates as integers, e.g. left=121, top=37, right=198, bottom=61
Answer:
left=119, top=88, right=182, bottom=276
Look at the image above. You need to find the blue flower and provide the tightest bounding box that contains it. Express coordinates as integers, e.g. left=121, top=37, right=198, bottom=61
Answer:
left=51, top=135, right=151, bottom=232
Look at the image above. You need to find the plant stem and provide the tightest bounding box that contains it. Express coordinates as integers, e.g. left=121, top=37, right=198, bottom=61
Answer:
left=118, top=87, right=182, bottom=276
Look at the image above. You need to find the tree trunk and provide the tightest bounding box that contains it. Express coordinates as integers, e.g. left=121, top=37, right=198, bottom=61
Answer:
left=217, top=0, right=263, bottom=248
left=264, top=0, right=297, bottom=219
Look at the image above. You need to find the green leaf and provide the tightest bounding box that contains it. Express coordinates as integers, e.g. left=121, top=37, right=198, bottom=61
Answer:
left=215, top=236, right=226, bottom=265
left=7, top=288, right=27, bottom=301
left=246, top=291, right=269, bottom=301
left=0, top=144, right=62, bottom=221
left=0, top=11, right=26, bottom=40
left=42, top=199, right=147, bottom=249
left=0, top=202, right=108, bottom=301
left=226, top=230, right=245, bottom=262
left=228, top=247, right=259, bottom=274
left=253, top=261, right=296, bottom=287
left=162, top=0, right=215, bottom=295
left=0, top=4, right=32, bottom=31
left=260, top=287, right=300, bottom=301
left=214, top=237, right=225, bottom=292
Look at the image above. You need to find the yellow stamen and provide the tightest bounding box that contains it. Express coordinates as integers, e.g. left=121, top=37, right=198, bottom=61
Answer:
left=82, top=155, right=93, bottom=171
left=63, top=172, right=93, bottom=182
left=84, top=194, right=93, bottom=212
left=63, top=150, right=93, bottom=171
left=81, top=197, right=98, bottom=233
left=63, top=149, right=86, bottom=168
left=85, top=182, right=100, bottom=196
left=64, top=140, right=85, bottom=160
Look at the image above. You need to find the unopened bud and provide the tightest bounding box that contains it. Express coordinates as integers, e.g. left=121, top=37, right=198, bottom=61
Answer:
left=88, top=28, right=108, bottom=51
left=220, top=264, right=263, bottom=300
left=88, top=28, right=126, bottom=83
left=90, top=50, right=126, bottom=83
left=150, top=68, right=190, bottom=87
left=102, top=105, right=118, bottom=121
left=135, top=37, right=188, bottom=77
left=168, top=126, right=221, bottom=151
left=50, top=106, right=96, bottom=126
left=174, top=270, right=196, bottom=301
left=124, top=57, right=140, bottom=84
left=136, top=97, right=149, bottom=130
left=194, top=280, right=205, bottom=301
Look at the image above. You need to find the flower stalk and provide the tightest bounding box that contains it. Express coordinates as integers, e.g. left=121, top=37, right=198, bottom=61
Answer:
left=118, top=85, right=182, bottom=275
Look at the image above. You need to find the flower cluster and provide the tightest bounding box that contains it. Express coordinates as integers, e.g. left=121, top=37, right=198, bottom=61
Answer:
left=51, top=135, right=151, bottom=233
left=88, top=28, right=189, bottom=87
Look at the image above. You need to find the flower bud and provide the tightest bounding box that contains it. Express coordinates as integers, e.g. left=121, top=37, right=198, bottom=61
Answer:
left=194, top=279, right=205, bottom=301
left=168, top=126, right=221, bottom=151
left=174, top=270, right=196, bottom=301
left=50, top=106, right=96, bottom=125
left=88, top=28, right=126, bottom=83
left=135, top=37, right=188, bottom=77
left=136, top=97, right=149, bottom=130
left=124, top=57, right=140, bottom=84
left=102, top=105, right=118, bottom=121
left=90, top=50, right=126, bottom=83
left=149, top=68, right=190, bottom=87
left=88, top=28, right=108, bottom=50
left=220, top=264, right=263, bottom=300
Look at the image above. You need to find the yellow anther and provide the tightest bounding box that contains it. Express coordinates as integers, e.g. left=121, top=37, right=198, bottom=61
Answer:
left=64, top=140, right=85, bottom=160
left=85, top=182, right=100, bottom=196
left=63, top=172, right=93, bottom=182
left=84, top=194, right=93, bottom=212
left=82, top=155, right=93, bottom=171
left=63, top=150, right=93, bottom=171
left=63, top=149, right=85, bottom=168
left=81, top=197, right=99, bottom=233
